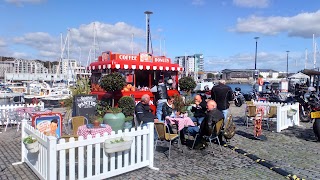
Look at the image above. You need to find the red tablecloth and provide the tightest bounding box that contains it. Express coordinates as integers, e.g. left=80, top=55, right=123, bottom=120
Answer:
left=77, top=124, right=112, bottom=139
left=168, top=117, right=195, bottom=131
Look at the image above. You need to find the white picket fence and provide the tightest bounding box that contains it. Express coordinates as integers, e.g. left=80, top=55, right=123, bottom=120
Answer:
left=21, top=119, right=157, bottom=180
left=0, top=102, right=44, bottom=110
left=0, top=102, right=44, bottom=125
left=253, top=101, right=300, bottom=132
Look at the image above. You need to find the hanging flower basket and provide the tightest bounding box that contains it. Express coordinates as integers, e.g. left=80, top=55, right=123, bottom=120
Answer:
left=287, top=108, right=297, bottom=117
left=104, top=137, right=133, bottom=154
left=23, top=136, right=39, bottom=153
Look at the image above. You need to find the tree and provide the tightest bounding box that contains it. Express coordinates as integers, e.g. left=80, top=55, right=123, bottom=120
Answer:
left=178, top=76, right=196, bottom=92
left=100, top=72, right=126, bottom=107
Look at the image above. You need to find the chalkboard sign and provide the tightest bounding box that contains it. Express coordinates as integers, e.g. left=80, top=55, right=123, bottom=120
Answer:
left=73, top=95, right=98, bottom=122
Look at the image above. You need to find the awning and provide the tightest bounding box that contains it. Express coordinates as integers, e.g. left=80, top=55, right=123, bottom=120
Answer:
left=301, top=69, right=320, bottom=76
left=88, top=60, right=184, bottom=72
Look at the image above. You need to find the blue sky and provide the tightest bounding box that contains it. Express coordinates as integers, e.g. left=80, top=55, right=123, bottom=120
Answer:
left=1, top=0, right=320, bottom=73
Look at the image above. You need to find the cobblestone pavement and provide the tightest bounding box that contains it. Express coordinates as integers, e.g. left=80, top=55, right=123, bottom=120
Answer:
left=1, top=105, right=319, bottom=180
left=0, top=128, right=39, bottom=180
left=111, top=104, right=319, bottom=180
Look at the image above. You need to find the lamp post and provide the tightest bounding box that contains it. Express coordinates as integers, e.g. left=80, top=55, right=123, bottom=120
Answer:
left=254, top=37, right=259, bottom=81
left=144, top=11, right=153, bottom=53
left=286, top=50, right=290, bottom=79
left=254, top=37, right=259, bottom=70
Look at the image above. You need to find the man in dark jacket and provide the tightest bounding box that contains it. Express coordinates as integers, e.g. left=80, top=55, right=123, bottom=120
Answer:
left=190, top=95, right=207, bottom=125
left=200, top=100, right=224, bottom=138
left=135, top=94, right=158, bottom=126
left=211, top=79, right=233, bottom=125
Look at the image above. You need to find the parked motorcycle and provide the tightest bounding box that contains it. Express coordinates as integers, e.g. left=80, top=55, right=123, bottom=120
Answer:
left=293, top=88, right=320, bottom=141
left=234, top=87, right=245, bottom=107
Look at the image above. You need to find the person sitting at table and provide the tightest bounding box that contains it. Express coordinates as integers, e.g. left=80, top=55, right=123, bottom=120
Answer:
left=187, top=100, right=224, bottom=147
left=135, top=94, right=158, bottom=127
left=190, top=94, right=207, bottom=126
left=161, top=96, right=176, bottom=133
left=200, top=100, right=225, bottom=144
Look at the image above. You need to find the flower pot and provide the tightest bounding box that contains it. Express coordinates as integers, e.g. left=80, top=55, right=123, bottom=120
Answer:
left=93, top=120, right=100, bottom=128
left=104, top=137, right=133, bottom=153
left=103, top=112, right=125, bottom=132
left=24, top=141, right=39, bottom=153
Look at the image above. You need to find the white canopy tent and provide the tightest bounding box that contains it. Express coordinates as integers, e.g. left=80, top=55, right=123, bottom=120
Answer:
left=288, top=72, right=310, bottom=79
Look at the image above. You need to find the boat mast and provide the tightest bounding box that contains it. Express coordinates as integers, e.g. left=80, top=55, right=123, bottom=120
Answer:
left=93, top=22, right=96, bottom=60
left=305, top=48, right=308, bottom=69
left=131, top=33, right=134, bottom=54
left=313, top=34, right=317, bottom=69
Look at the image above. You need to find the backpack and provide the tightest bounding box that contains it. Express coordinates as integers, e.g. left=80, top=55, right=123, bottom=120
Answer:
left=224, top=115, right=236, bottom=140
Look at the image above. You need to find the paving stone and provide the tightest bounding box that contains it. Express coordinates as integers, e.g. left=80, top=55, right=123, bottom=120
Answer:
left=1, top=104, right=319, bottom=179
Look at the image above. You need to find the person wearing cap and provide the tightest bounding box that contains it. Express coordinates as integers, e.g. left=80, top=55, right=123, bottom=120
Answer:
left=211, top=79, right=233, bottom=125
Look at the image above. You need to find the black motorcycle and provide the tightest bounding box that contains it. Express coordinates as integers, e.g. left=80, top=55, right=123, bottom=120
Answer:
left=234, top=87, right=245, bottom=107
left=295, top=90, right=320, bottom=141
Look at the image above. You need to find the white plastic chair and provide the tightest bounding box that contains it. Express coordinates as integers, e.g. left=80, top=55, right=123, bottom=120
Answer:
left=0, top=109, right=7, bottom=132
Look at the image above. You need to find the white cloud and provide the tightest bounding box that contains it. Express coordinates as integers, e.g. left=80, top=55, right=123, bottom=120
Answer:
left=5, top=0, right=45, bottom=6
left=233, top=0, right=269, bottom=8
left=232, top=10, right=320, bottom=38
left=9, top=21, right=146, bottom=65
left=205, top=51, right=307, bottom=73
left=0, top=38, right=6, bottom=47
left=192, top=0, right=205, bottom=6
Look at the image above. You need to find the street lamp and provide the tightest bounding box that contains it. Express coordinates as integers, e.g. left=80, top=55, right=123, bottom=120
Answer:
left=144, top=11, right=153, bottom=53
left=254, top=37, right=259, bottom=70
left=286, top=50, right=290, bottom=79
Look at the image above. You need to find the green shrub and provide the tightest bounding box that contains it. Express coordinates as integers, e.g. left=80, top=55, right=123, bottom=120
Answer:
left=118, top=96, right=135, bottom=117
left=99, top=72, right=126, bottom=92
left=179, top=76, right=196, bottom=92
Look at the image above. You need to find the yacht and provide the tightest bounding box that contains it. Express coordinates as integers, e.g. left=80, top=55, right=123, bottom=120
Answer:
left=0, top=89, right=23, bottom=99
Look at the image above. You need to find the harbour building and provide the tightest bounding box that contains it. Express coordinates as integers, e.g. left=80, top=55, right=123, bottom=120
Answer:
left=175, top=53, right=204, bottom=81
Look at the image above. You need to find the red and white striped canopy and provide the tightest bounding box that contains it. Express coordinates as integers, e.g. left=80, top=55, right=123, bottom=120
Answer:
left=88, top=60, right=183, bottom=72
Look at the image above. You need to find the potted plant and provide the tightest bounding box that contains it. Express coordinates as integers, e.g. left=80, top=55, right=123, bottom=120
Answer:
left=103, top=107, right=125, bottom=132
left=99, top=72, right=126, bottom=107
left=118, top=96, right=135, bottom=129
left=89, top=115, right=103, bottom=128
left=23, top=135, right=39, bottom=153
left=104, top=136, right=133, bottom=154
left=61, top=78, right=91, bottom=112
left=178, top=76, right=196, bottom=103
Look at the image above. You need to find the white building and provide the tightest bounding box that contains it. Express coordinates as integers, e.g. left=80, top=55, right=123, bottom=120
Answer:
left=174, top=54, right=204, bottom=81
left=3, top=58, right=90, bottom=82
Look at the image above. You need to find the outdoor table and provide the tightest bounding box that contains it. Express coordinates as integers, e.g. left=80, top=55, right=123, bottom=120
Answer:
left=77, top=124, right=112, bottom=139
left=168, top=116, right=195, bottom=131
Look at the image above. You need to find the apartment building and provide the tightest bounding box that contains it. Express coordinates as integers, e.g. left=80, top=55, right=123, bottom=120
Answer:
left=174, top=53, right=204, bottom=81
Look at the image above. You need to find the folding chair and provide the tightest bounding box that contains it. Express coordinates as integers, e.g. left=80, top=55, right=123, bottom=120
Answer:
left=0, top=109, right=7, bottom=132
left=192, top=118, right=224, bottom=152
left=266, top=106, right=277, bottom=131
left=246, top=105, right=257, bottom=127
left=5, top=109, right=17, bottom=132
left=154, top=122, right=180, bottom=158
left=61, top=116, right=88, bottom=141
